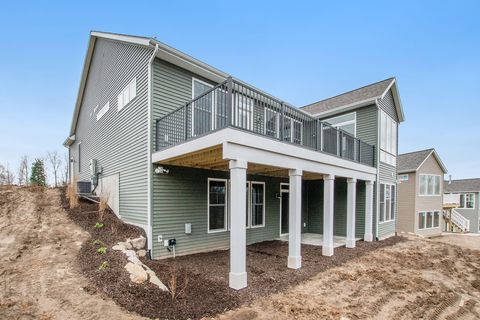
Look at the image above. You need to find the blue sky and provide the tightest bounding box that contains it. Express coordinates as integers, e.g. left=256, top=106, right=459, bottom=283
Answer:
left=0, top=1, right=479, bottom=179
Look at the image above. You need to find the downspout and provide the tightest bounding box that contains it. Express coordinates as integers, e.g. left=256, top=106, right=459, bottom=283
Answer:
left=147, top=43, right=159, bottom=259
left=375, top=99, right=381, bottom=240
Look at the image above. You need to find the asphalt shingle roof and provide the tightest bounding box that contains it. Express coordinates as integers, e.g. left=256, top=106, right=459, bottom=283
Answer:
left=444, top=179, right=480, bottom=193
left=301, top=78, right=395, bottom=115
left=398, top=149, right=434, bottom=173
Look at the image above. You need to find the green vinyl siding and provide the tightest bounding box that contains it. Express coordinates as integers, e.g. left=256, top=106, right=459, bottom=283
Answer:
left=152, top=166, right=286, bottom=259
left=70, top=38, right=152, bottom=227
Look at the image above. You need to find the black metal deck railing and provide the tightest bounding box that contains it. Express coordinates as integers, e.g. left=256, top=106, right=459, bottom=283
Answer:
left=155, top=78, right=375, bottom=167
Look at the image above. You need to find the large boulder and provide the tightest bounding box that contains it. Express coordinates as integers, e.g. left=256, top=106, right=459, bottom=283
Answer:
left=146, top=268, right=168, bottom=291
left=112, top=244, right=126, bottom=251
left=130, top=236, right=146, bottom=250
left=124, top=262, right=148, bottom=284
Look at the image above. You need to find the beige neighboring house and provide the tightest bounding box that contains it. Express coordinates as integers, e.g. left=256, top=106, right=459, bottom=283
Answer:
left=397, top=149, right=447, bottom=237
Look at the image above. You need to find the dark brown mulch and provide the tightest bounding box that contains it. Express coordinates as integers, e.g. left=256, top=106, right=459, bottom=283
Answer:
left=146, top=236, right=406, bottom=308
left=61, top=188, right=405, bottom=319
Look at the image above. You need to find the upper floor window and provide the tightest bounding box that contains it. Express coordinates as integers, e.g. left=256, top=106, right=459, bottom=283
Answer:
left=324, top=112, right=356, bottom=136
left=419, top=174, right=441, bottom=196
left=117, top=78, right=137, bottom=111
left=398, top=174, right=409, bottom=181
left=380, top=111, right=397, bottom=166
left=459, top=193, right=475, bottom=209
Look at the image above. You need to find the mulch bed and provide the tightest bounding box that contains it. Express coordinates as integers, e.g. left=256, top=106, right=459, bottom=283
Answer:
left=61, top=188, right=405, bottom=319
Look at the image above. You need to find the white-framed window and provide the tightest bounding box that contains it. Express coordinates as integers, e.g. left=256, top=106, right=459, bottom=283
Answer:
left=264, top=108, right=280, bottom=138
left=418, top=211, right=440, bottom=229
left=380, top=111, right=397, bottom=166
left=459, top=193, right=475, bottom=209
left=250, top=181, right=265, bottom=227
left=283, top=116, right=302, bottom=145
left=324, top=112, right=356, bottom=136
left=117, top=77, right=137, bottom=111
left=96, top=101, right=110, bottom=121
left=398, top=174, right=409, bottom=182
left=234, top=94, right=253, bottom=130
left=379, top=183, right=396, bottom=223
left=207, top=178, right=228, bottom=233
left=419, top=174, right=441, bottom=196
left=192, top=78, right=214, bottom=136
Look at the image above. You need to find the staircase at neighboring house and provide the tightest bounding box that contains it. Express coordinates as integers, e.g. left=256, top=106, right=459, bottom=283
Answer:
left=443, top=209, right=470, bottom=233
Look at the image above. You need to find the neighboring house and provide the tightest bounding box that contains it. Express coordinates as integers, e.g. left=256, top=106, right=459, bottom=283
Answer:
left=64, top=31, right=405, bottom=290
left=444, top=179, right=480, bottom=233
left=397, top=149, right=447, bottom=237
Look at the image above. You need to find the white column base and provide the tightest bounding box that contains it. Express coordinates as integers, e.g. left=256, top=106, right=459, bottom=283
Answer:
left=322, top=245, right=334, bottom=256
left=288, top=256, right=302, bottom=269
left=346, top=238, right=356, bottom=248
left=364, top=233, right=373, bottom=242
left=229, top=272, right=247, bottom=290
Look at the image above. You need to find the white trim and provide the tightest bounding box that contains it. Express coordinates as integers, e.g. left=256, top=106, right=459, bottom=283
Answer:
left=417, top=210, right=441, bottom=230
left=418, top=174, right=442, bottom=196
left=207, top=178, right=229, bottom=233
left=146, top=44, right=158, bottom=258
left=397, top=174, right=409, bottom=182
left=379, top=183, right=396, bottom=223
left=279, top=184, right=289, bottom=236
left=458, top=193, right=476, bottom=209
left=250, top=181, right=266, bottom=228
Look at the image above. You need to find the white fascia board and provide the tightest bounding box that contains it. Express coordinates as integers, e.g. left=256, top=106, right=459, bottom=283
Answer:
left=91, top=31, right=151, bottom=47
left=416, top=150, right=448, bottom=174
left=152, top=128, right=377, bottom=179
left=382, top=79, right=405, bottom=123
left=308, top=98, right=379, bottom=119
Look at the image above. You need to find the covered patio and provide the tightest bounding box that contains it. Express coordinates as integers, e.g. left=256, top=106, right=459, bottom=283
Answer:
left=279, top=233, right=362, bottom=248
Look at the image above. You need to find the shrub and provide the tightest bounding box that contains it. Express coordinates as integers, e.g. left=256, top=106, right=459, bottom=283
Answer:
left=94, top=222, right=104, bottom=229
left=98, top=192, right=110, bottom=222
left=98, top=261, right=109, bottom=270
left=97, top=247, right=107, bottom=254
left=66, top=175, right=79, bottom=209
left=167, top=265, right=189, bottom=300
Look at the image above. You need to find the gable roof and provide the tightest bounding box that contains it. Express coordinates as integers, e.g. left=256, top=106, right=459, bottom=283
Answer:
left=444, top=178, right=480, bottom=193
left=66, top=31, right=230, bottom=141
left=398, top=148, right=447, bottom=174
left=301, top=78, right=405, bottom=122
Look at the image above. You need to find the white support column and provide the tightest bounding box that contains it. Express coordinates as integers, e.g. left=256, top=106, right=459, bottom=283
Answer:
left=346, top=178, right=357, bottom=248
left=229, top=159, right=248, bottom=290
left=323, top=174, right=335, bottom=256
left=288, top=169, right=303, bottom=269
left=364, top=180, right=374, bottom=242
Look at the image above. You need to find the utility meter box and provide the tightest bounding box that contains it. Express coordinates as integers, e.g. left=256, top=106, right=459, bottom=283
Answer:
left=185, top=223, right=192, bottom=234
left=89, top=159, right=98, bottom=187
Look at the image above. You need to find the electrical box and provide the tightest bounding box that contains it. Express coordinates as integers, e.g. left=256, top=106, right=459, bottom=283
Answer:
left=157, top=235, right=163, bottom=243
left=185, top=223, right=192, bottom=234
left=164, top=240, right=169, bottom=247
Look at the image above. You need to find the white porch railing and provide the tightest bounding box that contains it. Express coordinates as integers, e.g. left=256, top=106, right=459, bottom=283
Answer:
left=444, top=193, right=460, bottom=206
left=444, top=209, right=470, bottom=232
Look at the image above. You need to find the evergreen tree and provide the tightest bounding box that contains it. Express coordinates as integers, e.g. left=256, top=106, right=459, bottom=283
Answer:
left=30, top=158, right=47, bottom=187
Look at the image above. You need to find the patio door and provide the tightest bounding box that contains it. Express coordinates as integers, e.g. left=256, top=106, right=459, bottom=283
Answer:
left=280, top=186, right=289, bottom=235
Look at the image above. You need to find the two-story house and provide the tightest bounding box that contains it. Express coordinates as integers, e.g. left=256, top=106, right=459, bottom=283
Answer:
left=64, top=31, right=405, bottom=290
left=397, top=149, right=448, bottom=237
left=444, top=178, right=480, bottom=233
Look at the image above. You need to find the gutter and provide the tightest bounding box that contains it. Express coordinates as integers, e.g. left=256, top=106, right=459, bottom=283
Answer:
left=147, top=44, right=160, bottom=259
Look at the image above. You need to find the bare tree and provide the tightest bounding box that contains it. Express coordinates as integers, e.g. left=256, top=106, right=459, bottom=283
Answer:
left=0, top=164, right=15, bottom=185
left=47, top=151, right=62, bottom=188
left=62, top=152, right=69, bottom=186
left=17, top=155, right=29, bottom=186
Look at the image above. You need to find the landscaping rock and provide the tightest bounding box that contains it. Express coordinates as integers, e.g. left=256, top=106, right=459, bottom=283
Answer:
left=130, top=236, right=146, bottom=250
left=124, top=262, right=148, bottom=284
left=118, top=241, right=133, bottom=250
left=112, top=244, right=125, bottom=251
left=137, top=249, right=147, bottom=258
left=123, top=250, right=142, bottom=265
left=146, top=269, right=168, bottom=291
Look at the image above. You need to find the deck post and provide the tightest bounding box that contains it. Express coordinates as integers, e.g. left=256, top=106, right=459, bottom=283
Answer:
left=288, top=169, right=303, bottom=269
left=364, top=180, right=374, bottom=242
left=228, top=159, right=248, bottom=290
left=346, top=178, right=357, bottom=248
left=323, top=174, right=335, bottom=256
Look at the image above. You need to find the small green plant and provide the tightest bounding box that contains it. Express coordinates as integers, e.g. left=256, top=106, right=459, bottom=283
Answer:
left=97, top=247, right=107, bottom=254
left=98, top=261, right=109, bottom=270
left=92, top=239, right=106, bottom=246
left=94, top=222, right=104, bottom=229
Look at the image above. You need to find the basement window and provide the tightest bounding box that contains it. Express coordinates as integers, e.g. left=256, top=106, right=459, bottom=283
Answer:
left=208, top=179, right=228, bottom=233
left=379, top=183, right=396, bottom=223
left=418, top=211, right=440, bottom=229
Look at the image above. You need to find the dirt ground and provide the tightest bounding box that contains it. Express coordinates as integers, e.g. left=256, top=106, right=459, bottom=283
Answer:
left=219, top=235, right=480, bottom=320
left=2, top=186, right=480, bottom=320
left=0, top=186, right=145, bottom=320
left=431, top=233, right=480, bottom=251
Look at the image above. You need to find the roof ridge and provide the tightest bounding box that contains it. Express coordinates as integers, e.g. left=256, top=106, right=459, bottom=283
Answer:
left=301, top=77, right=395, bottom=109
left=399, top=148, right=434, bottom=156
